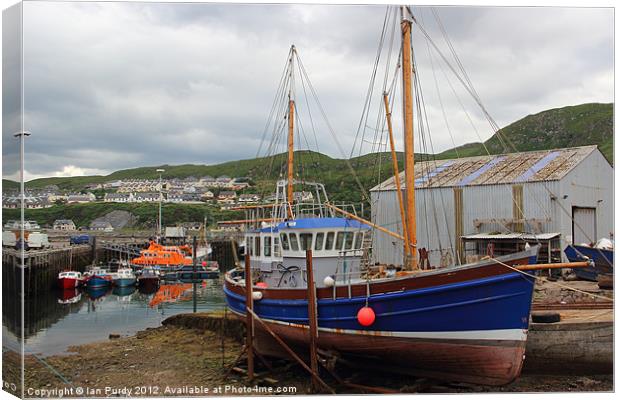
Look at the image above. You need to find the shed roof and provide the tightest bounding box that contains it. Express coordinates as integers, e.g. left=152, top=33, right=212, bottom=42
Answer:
left=462, top=232, right=561, bottom=240
left=371, top=145, right=599, bottom=191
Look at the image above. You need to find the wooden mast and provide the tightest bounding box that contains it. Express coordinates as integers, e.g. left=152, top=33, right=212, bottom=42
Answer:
left=383, top=92, right=410, bottom=258
left=401, top=7, right=417, bottom=269
left=287, top=45, right=296, bottom=218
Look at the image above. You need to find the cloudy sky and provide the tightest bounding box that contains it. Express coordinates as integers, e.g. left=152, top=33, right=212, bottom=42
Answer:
left=2, top=1, right=613, bottom=181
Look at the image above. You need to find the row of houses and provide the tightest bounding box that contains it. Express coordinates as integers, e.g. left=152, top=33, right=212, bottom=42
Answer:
left=99, top=175, right=251, bottom=193
left=102, top=191, right=262, bottom=204
left=52, top=219, right=113, bottom=231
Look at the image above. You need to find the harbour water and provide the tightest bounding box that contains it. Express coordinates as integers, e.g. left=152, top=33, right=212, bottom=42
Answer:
left=2, top=279, right=226, bottom=356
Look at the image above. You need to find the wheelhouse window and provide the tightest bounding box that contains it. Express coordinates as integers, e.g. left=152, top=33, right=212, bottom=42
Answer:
left=264, top=236, right=272, bottom=257
left=280, top=233, right=290, bottom=251
left=354, top=232, right=364, bottom=249
left=274, top=236, right=281, bottom=257
left=315, top=232, right=325, bottom=251
left=344, top=232, right=354, bottom=250
left=325, top=232, right=335, bottom=251
left=289, top=233, right=299, bottom=251
left=255, top=236, right=261, bottom=257
left=335, top=232, right=345, bottom=250
left=300, top=233, right=313, bottom=250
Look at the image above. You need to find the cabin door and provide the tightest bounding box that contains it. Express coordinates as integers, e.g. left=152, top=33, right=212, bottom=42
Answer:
left=572, top=206, right=596, bottom=245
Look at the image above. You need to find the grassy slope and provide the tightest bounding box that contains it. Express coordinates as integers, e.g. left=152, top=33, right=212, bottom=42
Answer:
left=436, top=103, right=613, bottom=162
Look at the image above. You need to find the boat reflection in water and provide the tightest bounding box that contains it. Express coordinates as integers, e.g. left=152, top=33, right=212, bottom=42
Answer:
left=3, top=280, right=225, bottom=356
left=57, top=288, right=82, bottom=305
left=112, top=285, right=137, bottom=298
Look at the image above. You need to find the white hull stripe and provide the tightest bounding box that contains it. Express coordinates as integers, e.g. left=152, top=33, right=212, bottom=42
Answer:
left=229, top=309, right=528, bottom=342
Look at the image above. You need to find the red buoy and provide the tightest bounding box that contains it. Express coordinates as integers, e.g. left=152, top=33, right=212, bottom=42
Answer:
left=357, top=306, right=375, bottom=326
left=201, top=261, right=207, bottom=267
left=256, top=282, right=268, bottom=288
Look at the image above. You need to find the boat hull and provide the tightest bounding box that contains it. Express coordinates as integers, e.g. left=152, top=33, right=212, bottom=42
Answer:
left=114, top=277, right=136, bottom=287
left=57, top=277, right=80, bottom=289
left=138, top=277, right=160, bottom=288
left=86, top=276, right=112, bottom=288
left=252, top=317, right=526, bottom=386
left=224, top=251, right=536, bottom=386
left=564, top=245, right=613, bottom=281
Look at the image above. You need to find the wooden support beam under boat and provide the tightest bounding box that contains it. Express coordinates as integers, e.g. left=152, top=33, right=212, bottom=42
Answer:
left=246, top=307, right=336, bottom=394
left=244, top=254, right=254, bottom=381
left=306, top=250, right=319, bottom=392
left=324, top=203, right=405, bottom=242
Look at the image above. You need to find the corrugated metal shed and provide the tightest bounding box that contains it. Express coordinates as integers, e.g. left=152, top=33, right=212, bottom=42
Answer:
left=371, top=145, right=597, bottom=191
left=370, top=145, right=613, bottom=267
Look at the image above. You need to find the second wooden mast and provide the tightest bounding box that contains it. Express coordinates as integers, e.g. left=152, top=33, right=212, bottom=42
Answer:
left=401, top=7, right=417, bottom=269
left=287, top=45, right=296, bottom=218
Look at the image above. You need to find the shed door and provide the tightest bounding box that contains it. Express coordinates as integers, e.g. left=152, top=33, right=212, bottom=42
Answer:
left=572, top=207, right=596, bottom=245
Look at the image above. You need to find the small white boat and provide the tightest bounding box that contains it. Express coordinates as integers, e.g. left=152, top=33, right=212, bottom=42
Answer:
left=113, top=268, right=137, bottom=287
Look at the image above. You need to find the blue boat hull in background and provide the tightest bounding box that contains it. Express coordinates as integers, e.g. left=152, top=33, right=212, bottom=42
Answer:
left=564, top=245, right=613, bottom=281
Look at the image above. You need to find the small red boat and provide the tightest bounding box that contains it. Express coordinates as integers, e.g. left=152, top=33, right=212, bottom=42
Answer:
left=57, top=271, right=83, bottom=289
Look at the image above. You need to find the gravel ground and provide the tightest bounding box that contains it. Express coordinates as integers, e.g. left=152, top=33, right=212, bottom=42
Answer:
left=2, top=321, right=613, bottom=397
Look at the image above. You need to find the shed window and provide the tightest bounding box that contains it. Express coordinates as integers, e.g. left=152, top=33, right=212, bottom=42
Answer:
left=289, top=233, right=299, bottom=251
left=300, top=233, right=313, bottom=250
left=315, top=232, right=325, bottom=251
left=264, top=236, right=272, bottom=257
left=280, top=233, right=290, bottom=251
left=255, top=236, right=261, bottom=257
left=325, top=232, right=335, bottom=251
left=354, top=232, right=364, bottom=249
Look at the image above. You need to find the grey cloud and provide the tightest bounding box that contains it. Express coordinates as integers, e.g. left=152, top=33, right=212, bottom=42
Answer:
left=3, top=2, right=613, bottom=180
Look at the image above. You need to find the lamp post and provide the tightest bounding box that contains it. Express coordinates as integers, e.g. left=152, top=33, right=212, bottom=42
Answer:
left=14, top=130, right=30, bottom=398
left=156, top=168, right=165, bottom=241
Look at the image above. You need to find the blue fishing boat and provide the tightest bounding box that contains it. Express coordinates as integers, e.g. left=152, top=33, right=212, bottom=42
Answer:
left=221, top=15, right=555, bottom=384
left=84, top=267, right=113, bottom=288
left=564, top=244, right=613, bottom=281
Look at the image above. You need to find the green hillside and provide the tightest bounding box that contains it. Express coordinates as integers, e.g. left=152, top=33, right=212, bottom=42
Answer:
left=2, top=203, right=243, bottom=229
left=437, top=103, right=613, bottom=162
left=4, top=102, right=613, bottom=202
